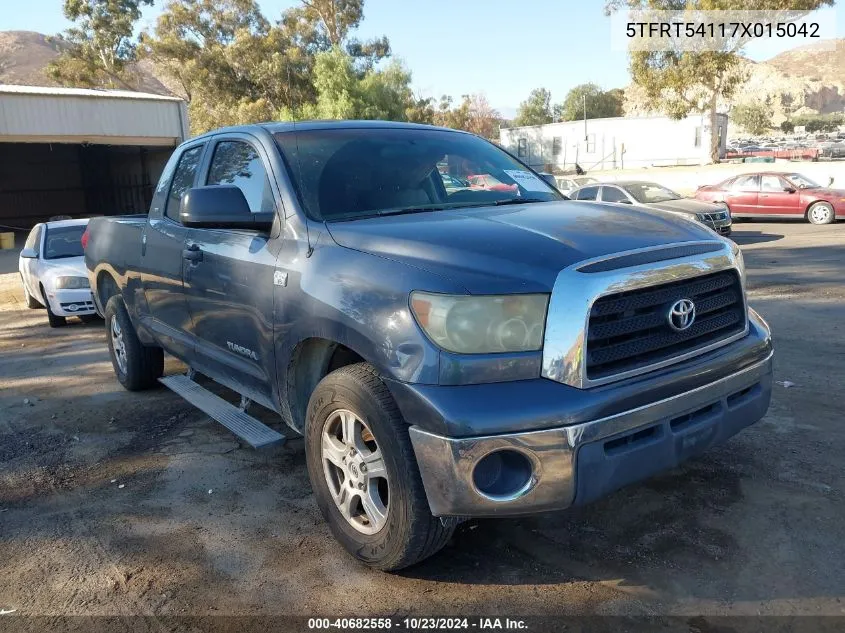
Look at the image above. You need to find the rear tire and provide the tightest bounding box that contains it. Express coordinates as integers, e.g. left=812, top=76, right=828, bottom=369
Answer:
left=305, top=362, right=454, bottom=571
left=807, top=201, right=835, bottom=225
left=105, top=295, right=163, bottom=391
left=41, top=288, right=66, bottom=328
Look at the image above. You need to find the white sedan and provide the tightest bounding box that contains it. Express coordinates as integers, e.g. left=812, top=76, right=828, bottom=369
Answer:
left=19, top=219, right=100, bottom=327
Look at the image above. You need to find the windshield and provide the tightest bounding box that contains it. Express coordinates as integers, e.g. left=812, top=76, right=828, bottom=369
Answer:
left=625, top=183, right=682, bottom=204
left=274, top=127, right=561, bottom=221
left=786, top=173, right=820, bottom=188
left=43, top=225, right=85, bottom=260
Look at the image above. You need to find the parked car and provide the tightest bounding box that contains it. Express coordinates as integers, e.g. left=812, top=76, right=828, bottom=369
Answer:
left=467, top=173, right=518, bottom=193
left=19, top=219, right=99, bottom=327
left=694, top=172, right=844, bottom=225
left=569, top=181, right=732, bottom=235
left=85, top=121, right=772, bottom=571
left=440, top=173, right=470, bottom=192
left=555, top=176, right=598, bottom=196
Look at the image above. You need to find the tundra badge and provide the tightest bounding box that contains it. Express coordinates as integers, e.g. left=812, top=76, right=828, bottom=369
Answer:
left=227, top=341, right=259, bottom=361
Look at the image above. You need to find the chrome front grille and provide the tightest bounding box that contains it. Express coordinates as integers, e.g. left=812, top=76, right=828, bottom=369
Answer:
left=540, top=241, right=748, bottom=389
left=585, top=270, right=745, bottom=380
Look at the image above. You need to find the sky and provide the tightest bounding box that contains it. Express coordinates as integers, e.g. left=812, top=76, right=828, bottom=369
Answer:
left=3, top=0, right=843, bottom=117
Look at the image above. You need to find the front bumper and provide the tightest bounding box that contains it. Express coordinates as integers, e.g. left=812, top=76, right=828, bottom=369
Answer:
left=47, top=288, right=97, bottom=316
left=408, top=332, right=772, bottom=518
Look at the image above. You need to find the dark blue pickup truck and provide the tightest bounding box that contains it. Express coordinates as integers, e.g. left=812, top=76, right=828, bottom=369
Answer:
left=85, top=121, right=773, bottom=570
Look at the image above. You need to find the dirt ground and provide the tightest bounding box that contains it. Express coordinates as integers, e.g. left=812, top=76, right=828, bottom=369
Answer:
left=0, top=222, right=843, bottom=626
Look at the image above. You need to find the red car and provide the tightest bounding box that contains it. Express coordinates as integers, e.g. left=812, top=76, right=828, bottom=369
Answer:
left=467, top=174, right=519, bottom=193
left=694, top=172, right=844, bottom=225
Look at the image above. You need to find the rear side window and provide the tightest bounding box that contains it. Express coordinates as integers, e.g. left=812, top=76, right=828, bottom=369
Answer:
left=601, top=187, right=629, bottom=203
left=164, top=146, right=204, bottom=221
left=206, top=141, right=275, bottom=214
left=730, top=175, right=759, bottom=192
left=576, top=186, right=599, bottom=200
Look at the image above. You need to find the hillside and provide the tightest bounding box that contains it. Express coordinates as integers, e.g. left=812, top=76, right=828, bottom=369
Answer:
left=623, top=38, right=845, bottom=124
left=0, top=30, right=174, bottom=96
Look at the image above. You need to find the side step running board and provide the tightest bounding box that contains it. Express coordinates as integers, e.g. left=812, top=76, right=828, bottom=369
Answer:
left=159, top=374, right=285, bottom=449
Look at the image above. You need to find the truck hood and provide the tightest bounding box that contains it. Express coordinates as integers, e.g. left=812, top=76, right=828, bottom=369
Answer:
left=326, top=201, right=718, bottom=294
left=644, top=198, right=723, bottom=216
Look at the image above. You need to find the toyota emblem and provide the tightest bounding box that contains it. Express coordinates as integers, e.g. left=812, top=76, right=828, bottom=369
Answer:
left=668, top=298, right=696, bottom=332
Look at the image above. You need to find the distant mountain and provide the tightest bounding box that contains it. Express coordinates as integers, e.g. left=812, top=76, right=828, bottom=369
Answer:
left=0, top=30, right=174, bottom=96
left=623, top=38, right=845, bottom=125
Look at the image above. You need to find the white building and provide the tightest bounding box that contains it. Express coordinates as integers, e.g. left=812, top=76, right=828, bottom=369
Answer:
left=0, top=84, right=189, bottom=230
left=499, top=114, right=728, bottom=173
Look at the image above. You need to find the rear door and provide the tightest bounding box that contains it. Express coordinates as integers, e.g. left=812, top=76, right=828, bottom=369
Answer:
left=574, top=186, right=599, bottom=201
left=139, top=142, right=206, bottom=360
left=723, top=175, right=759, bottom=215
left=759, top=174, right=802, bottom=216
left=599, top=186, right=633, bottom=204
left=182, top=133, right=281, bottom=407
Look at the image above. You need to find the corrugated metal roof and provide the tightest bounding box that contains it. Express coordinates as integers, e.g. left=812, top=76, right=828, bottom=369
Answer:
left=0, top=83, right=189, bottom=145
left=0, top=83, right=183, bottom=102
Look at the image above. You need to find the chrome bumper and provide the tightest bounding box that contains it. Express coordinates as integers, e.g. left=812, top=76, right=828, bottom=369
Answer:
left=409, top=351, right=773, bottom=517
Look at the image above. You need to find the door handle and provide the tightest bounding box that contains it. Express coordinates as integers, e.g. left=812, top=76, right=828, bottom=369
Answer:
left=183, top=244, right=203, bottom=262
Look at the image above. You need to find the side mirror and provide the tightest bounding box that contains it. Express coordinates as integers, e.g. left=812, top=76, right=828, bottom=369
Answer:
left=20, top=247, right=38, bottom=259
left=180, top=186, right=274, bottom=231
left=784, top=187, right=796, bottom=193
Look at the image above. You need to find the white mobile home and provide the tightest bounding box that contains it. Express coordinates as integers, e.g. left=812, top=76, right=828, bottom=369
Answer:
left=499, top=114, right=728, bottom=173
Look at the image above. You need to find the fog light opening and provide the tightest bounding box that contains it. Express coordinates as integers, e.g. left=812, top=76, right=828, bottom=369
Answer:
left=472, top=450, right=534, bottom=501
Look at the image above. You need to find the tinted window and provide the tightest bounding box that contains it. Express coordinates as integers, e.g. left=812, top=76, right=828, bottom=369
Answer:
left=575, top=186, right=599, bottom=200
left=43, top=225, right=85, bottom=260
left=601, top=187, right=629, bottom=203
left=164, top=146, right=204, bottom=221
left=24, top=225, right=42, bottom=252
left=626, top=183, right=681, bottom=204
left=206, top=141, right=275, bottom=214
left=730, top=175, right=759, bottom=192
left=274, top=128, right=561, bottom=221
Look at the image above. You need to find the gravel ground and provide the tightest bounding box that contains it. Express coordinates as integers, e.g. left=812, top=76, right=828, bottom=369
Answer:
left=0, top=222, right=843, bottom=627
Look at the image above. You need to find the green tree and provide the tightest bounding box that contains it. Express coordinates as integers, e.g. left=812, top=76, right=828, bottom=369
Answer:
left=47, top=0, right=154, bottom=89
left=514, top=88, right=553, bottom=127
left=558, top=83, right=624, bottom=121
left=732, top=101, right=773, bottom=135
left=780, top=119, right=795, bottom=133
left=606, top=0, right=834, bottom=163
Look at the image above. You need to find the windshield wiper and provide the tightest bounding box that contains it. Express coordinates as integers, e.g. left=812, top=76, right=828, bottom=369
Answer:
left=492, top=198, right=547, bottom=206
left=378, top=205, right=454, bottom=217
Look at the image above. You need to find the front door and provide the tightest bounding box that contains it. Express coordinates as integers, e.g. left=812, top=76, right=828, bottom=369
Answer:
left=723, top=174, right=759, bottom=215
left=139, top=143, right=205, bottom=360
left=182, top=135, right=281, bottom=407
left=758, top=174, right=802, bottom=216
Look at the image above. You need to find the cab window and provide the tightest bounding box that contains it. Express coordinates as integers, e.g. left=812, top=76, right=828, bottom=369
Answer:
left=164, top=145, right=204, bottom=221
left=206, top=141, right=275, bottom=214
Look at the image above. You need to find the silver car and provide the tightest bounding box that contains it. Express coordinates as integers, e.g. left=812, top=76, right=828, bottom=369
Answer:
left=569, top=180, right=732, bottom=236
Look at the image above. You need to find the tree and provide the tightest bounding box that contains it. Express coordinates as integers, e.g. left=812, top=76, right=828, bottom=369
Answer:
left=732, top=101, right=773, bottom=135
left=47, top=0, right=154, bottom=89
left=514, top=88, right=553, bottom=127
left=605, top=0, right=834, bottom=163
left=557, top=83, right=624, bottom=122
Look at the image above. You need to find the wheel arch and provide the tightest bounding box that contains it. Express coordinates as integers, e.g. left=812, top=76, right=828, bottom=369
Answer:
left=283, top=337, right=370, bottom=434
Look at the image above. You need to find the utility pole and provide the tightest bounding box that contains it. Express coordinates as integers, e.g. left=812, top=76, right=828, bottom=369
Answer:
left=583, top=94, right=588, bottom=141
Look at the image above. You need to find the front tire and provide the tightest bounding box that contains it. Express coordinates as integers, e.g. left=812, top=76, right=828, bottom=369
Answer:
left=105, top=295, right=163, bottom=391
left=305, top=363, right=454, bottom=571
left=807, top=201, right=835, bottom=225
left=41, top=287, right=66, bottom=328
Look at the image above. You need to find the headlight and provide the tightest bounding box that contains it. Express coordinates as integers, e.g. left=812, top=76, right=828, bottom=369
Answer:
left=410, top=292, right=549, bottom=354
left=54, top=276, right=90, bottom=290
